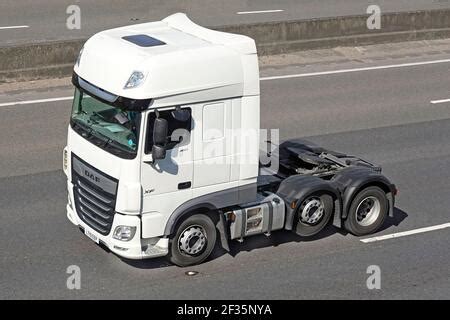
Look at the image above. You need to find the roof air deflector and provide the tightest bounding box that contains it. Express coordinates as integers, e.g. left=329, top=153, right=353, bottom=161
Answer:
left=122, top=34, right=166, bottom=47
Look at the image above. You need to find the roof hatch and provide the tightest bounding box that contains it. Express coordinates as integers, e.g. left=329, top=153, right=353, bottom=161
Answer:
left=122, top=34, right=166, bottom=47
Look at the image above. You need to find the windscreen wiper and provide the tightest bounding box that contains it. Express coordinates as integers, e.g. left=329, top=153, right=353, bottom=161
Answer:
left=73, top=119, right=95, bottom=138
left=91, top=111, right=106, bottom=121
left=101, top=137, right=132, bottom=156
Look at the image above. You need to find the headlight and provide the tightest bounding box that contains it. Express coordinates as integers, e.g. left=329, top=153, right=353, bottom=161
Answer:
left=124, top=71, right=146, bottom=89
left=113, top=226, right=137, bottom=241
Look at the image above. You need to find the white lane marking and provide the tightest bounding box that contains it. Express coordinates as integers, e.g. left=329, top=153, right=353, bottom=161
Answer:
left=3, top=58, right=450, bottom=108
left=237, top=9, right=284, bottom=15
left=0, top=25, right=29, bottom=30
left=260, top=58, right=450, bottom=81
left=430, top=98, right=450, bottom=104
left=360, top=222, right=450, bottom=243
left=0, top=96, right=72, bottom=108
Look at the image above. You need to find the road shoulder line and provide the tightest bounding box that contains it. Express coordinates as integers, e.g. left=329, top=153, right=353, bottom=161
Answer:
left=361, top=222, right=450, bottom=243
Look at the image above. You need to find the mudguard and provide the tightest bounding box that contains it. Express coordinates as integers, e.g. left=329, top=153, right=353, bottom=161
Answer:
left=163, top=201, right=231, bottom=252
left=163, top=183, right=257, bottom=237
left=276, top=175, right=342, bottom=230
left=331, top=166, right=396, bottom=220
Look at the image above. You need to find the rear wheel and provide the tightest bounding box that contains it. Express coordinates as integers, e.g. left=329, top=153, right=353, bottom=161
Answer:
left=168, top=214, right=217, bottom=267
left=295, top=193, right=333, bottom=236
left=344, top=186, right=388, bottom=236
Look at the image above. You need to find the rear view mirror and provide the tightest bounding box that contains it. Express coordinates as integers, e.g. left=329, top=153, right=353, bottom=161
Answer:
left=152, top=144, right=166, bottom=160
left=151, top=117, right=168, bottom=161
left=153, top=117, right=168, bottom=145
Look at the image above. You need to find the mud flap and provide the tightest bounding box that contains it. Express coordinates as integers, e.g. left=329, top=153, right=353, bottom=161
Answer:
left=387, top=192, right=395, bottom=217
left=216, top=213, right=230, bottom=252
left=332, top=198, right=342, bottom=228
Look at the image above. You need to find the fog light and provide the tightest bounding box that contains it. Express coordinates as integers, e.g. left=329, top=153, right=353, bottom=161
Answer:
left=113, top=226, right=136, bottom=241
left=113, top=245, right=129, bottom=251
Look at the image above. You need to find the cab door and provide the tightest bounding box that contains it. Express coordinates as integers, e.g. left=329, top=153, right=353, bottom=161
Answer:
left=140, top=107, right=193, bottom=198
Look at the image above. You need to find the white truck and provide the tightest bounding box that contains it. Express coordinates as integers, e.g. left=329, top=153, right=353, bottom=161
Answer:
left=64, top=13, right=397, bottom=266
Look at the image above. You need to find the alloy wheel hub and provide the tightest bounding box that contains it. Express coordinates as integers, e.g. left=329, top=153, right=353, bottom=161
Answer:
left=178, top=226, right=207, bottom=256
left=300, top=198, right=324, bottom=225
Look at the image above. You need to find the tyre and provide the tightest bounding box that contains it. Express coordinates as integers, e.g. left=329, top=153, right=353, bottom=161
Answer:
left=295, top=193, right=333, bottom=237
left=168, top=214, right=217, bottom=267
left=344, top=186, right=388, bottom=236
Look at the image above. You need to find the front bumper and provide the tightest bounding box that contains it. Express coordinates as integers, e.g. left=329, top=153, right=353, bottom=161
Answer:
left=66, top=182, right=168, bottom=260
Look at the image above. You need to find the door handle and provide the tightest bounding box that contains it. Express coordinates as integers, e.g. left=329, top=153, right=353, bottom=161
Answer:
left=178, top=181, right=191, bottom=189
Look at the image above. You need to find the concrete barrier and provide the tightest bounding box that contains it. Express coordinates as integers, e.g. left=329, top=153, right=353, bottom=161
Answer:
left=1, top=9, right=450, bottom=83
left=218, top=9, right=450, bottom=55
left=0, top=39, right=85, bottom=82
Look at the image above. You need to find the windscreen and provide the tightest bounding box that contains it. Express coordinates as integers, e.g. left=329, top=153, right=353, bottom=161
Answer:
left=70, top=88, right=141, bottom=159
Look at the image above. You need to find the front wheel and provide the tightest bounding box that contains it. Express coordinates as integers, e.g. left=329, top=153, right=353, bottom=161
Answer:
left=344, top=186, right=388, bottom=236
left=168, top=214, right=217, bottom=267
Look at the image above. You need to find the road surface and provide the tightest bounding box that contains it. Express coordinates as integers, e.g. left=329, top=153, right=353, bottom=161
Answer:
left=1, top=0, right=450, bottom=45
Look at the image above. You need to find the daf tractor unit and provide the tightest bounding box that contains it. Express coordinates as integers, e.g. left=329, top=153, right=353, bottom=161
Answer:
left=63, top=13, right=397, bottom=266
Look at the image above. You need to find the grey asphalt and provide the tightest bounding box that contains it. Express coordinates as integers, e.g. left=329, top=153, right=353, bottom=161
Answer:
left=0, top=49, right=450, bottom=299
left=2, top=0, right=450, bottom=45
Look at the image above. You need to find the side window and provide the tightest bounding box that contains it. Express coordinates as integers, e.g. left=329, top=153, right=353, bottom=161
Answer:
left=145, top=108, right=192, bottom=154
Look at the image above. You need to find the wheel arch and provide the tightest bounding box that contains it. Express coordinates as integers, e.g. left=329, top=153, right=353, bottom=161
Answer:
left=333, top=167, right=396, bottom=220
left=276, top=175, right=342, bottom=230
left=164, top=202, right=217, bottom=237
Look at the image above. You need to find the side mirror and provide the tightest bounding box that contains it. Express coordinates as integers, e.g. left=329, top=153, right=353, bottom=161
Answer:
left=153, top=117, right=168, bottom=145
left=152, top=144, right=166, bottom=160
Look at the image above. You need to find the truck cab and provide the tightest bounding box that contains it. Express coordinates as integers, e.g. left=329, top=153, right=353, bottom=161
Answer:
left=64, top=13, right=396, bottom=266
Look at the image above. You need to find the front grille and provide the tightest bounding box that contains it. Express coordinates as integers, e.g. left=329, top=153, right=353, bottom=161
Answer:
left=71, top=154, right=118, bottom=236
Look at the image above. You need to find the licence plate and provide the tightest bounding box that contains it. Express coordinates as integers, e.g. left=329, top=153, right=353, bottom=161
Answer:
left=84, top=228, right=99, bottom=244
